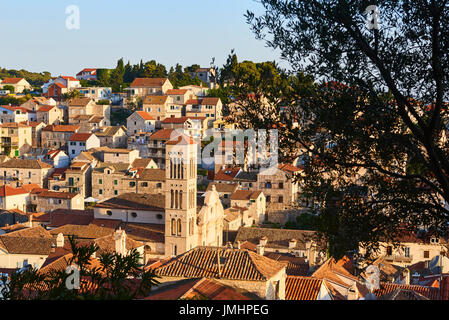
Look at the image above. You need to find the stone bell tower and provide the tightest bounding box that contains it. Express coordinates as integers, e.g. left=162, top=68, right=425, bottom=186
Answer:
left=164, top=134, right=198, bottom=257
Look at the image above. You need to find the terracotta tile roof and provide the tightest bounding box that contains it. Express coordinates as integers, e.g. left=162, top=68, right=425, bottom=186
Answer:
left=76, top=68, right=97, bottom=76
left=185, top=99, right=201, bottom=105
left=49, top=224, right=114, bottom=240
left=0, top=236, right=54, bottom=255
left=67, top=97, right=92, bottom=106
left=285, top=276, right=324, bottom=300
left=131, top=158, right=155, bottom=169
left=166, top=89, right=188, bottom=95
left=90, top=233, right=144, bottom=255
left=137, top=168, right=165, bottom=181
left=88, top=115, right=104, bottom=123
left=48, top=209, right=94, bottom=228
left=143, top=95, right=169, bottom=105
left=374, top=282, right=440, bottom=300
left=165, top=134, right=195, bottom=145
left=336, top=255, right=355, bottom=275
left=37, top=105, right=55, bottom=112
left=235, top=227, right=323, bottom=251
left=69, top=132, right=93, bottom=141
left=153, top=246, right=287, bottom=281
left=94, top=193, right=165, bottom=211
left=149, top=129, right=174, bottom=140
left=0, top=159, right=52, bottom=169
left=201, top=97, right=220, bottom=105
left=130, top=78, right=168, bottom=87
left=19, top=121, right=45, bottom=128
left=230, top=190, right=263, bottom=201
left=214, top=167, right=241, bottom=181
left=1, top=77, right=24, bottom=84
left=42, top=124, right=80, bottom=132
left=117, top=222, right=165, bottom=243
left=264, top=252, right=309, bottom=276
left=0, top=122, right=30, bottom=128
left=161, top=116, right=206, bottom=124
left=61, top=76, right=78, bottom=81
left=95, top=126, right=124, bottom=137
left=278, top=163, right=302, bottom=173
left=51, top=82, right=66, bottom=89
left=133, top=111, right=154, bottom=121
left=146, top=277, right=253, bottom=300
left=0, top=185, right=29, bottom=197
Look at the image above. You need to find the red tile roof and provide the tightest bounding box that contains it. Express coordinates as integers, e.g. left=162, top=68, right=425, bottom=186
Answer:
left=1, top=78, right=24, bottom=84
left=152, top=246, right=287, bottom=281
left=42, top=124, right=80, bottom=132
left=146, top=277, right=252, bottom=300
left=130, top=78, right=168, bottom=87
left=0, top=185, right=29, bottom=197
left=136, top=111, right=155, bottom=121
left=374, top=282, right=440, bottom=300
left=166, top=89, right=188, bottom=95
left=69, top=132, right=93, bottom=141
left=285, top=276, right=324, bottom=300
left=149, top=129, right=174, bottom=140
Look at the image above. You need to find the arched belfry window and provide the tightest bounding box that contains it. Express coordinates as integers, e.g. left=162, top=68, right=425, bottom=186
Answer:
left=177, top=219, right=182, bottom=235
left=171, top=218, right=176, bottom=235
left=170, top=190, right=174, bottom=208
left=179, top=190, right=183, bottom=209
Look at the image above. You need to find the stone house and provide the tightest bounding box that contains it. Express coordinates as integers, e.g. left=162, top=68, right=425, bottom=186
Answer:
left=151, top=246, right=287, bottom=300
left=256, top=164, right=301, bottom=212
left=127, top=78, right=173, bottom=97
left=229, top=189, right=266, bottom=225
left=126, top=111, right=156, bottom=136
left=29, top=189, right=84, bottom=212
left=95, top=126, right=127, bottom=148
left=36, top=105, right=63, bottom=125
left=142, top=95, right=181, bottom=122
left=0, top=122, right=32, bottom=157
left=41, top=124, right=80, bottom=151
left=0, top=77, right=32, bottom=93
left=0, top=185, right=30, bottom=212
left=68, top=133, right=101, bottom=159
left=0, top=159, right=53, bottom=187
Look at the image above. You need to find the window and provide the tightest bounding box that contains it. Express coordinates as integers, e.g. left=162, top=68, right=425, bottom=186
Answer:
left=106, top=210, right=112, bottom=216
left=171, top=219, right=176, bottom=235
left=156, top=214, right=163, bottom=220
left=404, top=247, right=410, bottom=258
left=177, top=219, right=182, bottom=235
left=99, top=179, right=103, bottom=184
left=131, top=212, right=137, bottom=218
left=130, top=181, right=136, bottom=187
left=266, top=196, right=271, bottom=202
left=114, top=190, right=118, bottom=195
left=278, top=196, right=284, bottom=203
left=99, top=189, right=103, bottom=195
left=279, top=182, right=284, bottom=189
left=113, top=180, right=118, bottom=185
left=141, top=182, right=148, bottom=187
left=386, top=246, right=393, bottom=256
left=424, top=251, right=430, bottom=259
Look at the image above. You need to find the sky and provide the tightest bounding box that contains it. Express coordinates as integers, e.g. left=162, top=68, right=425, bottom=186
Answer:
left=0, top=0, right=288, bottom=76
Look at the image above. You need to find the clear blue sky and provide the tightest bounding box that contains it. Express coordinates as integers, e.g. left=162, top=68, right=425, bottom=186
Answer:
left=0, top=0, right=287, bottom=76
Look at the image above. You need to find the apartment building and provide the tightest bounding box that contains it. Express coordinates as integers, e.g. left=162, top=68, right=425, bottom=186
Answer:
left=0, top=122, right=33, bottom=157
left=41, top=124, right=80, bottom=151
left=0, top=158, right=53, bottom=187
left=29, top=189, right=84, bottom=212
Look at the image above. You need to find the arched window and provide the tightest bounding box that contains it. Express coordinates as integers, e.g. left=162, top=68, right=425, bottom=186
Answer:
left=177, top=219, right=182, bottom=235
left=175, top=190, right=179, bottom=209
left=170, top=190, right=174, bottom=208
left=179, top=190, right=183, bottom=209
left=171, top=219, right=176, bottom=235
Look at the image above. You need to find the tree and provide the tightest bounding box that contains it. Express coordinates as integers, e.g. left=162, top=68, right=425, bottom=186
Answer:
left=0, top=236, right=159, bottom=300
left=1, top=85, right=14, bottom=93
left=63, top=90, right=82, bottom=101
left=240, top=1, right=449, bottom=258
left=96, top=69, right=111, bottom=87
left=109, top=58, right=125, bottom=92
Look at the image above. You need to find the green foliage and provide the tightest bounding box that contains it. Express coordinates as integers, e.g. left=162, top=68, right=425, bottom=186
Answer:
left=0, top=236, right=160, bottom=300
left=62, top=90, right=83, bottom=101
left=0, top=67, right=51, bottom=86
left=242, top=0, right=449, bottom=258
left=1, top=85, right=14, bottom=93
left=97, top=99, right=111, bottom=105
left=96, top=69, right=111, bottom=87
left=0, top=95, right=31, bottom=105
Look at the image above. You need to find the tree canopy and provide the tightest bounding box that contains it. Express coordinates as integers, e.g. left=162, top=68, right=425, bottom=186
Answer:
left=239, top=0, right=449, bottom=258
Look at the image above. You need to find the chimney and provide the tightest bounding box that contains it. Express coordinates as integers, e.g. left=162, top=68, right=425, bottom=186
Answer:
left=347, top=283, right=359, bottom=300
left=256, top=244, right=265, bottom=256
left=114, top=228, right=127, bottom=256
left=234, top=241, right=241, bottom=250
left=56, top=233, right=64, bottom=247
left=259, top=236, right=268, bottom=247
left=28, top=214, right=33, bottom=228
left=403, top=268, right=410, bottom=285
left=289, top=239, right=297, bottom=250
left=226, top=241, right=233, bottom=249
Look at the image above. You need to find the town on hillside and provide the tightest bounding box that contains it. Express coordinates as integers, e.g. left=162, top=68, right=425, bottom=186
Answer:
left=1, top=1, right=449, bottom=304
